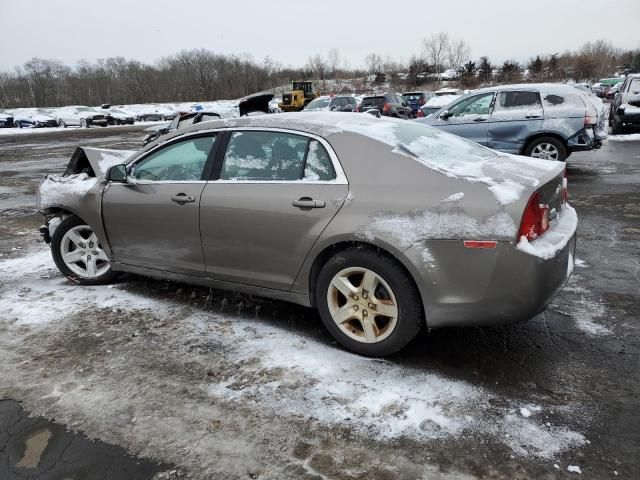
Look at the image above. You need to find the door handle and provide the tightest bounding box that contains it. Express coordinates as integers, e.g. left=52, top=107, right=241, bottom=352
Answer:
left=473, top=117, right=488, bottom=122
left=292, top=197, right=326, bottom=209
left=525, top=115, right=541, bottom=119
left=171, top=193, right=195, bottom=204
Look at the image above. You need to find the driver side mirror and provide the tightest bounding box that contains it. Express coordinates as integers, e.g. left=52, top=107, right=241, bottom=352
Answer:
left=108, top=164, right=127, bottom=182
left=439, top=109, right=451, bottom=120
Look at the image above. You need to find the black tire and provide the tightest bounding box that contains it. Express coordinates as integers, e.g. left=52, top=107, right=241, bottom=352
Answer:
left=15, top=120, right=21, bottom=128
left=59, top=119, right=66, bottom=128
left=316, top=248, right=423, bottom=357
left=611, top=116, right=624, bottom=135
left=80, top=118, right=88, bottom=128
left=51, top=215, right=118, bottom=286
left=523, top=136, right=567, bottom=161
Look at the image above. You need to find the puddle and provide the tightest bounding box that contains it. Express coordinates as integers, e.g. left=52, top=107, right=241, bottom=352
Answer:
left=16, top=428, right=52, bottom=469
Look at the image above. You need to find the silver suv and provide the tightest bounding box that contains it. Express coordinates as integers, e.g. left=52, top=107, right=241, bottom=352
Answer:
left=417, top=83, right=607, bottom=161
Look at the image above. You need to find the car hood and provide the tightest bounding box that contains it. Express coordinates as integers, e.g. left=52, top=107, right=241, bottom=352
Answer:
left=63, top=147, right=137, bottom=179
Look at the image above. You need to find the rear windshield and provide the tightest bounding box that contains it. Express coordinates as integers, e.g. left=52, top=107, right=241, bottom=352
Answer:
left=305, top=98, right=331, bottom=110
left=403, top=93, right=422, bottom=101
left=361, top=96, right=385, bottom=107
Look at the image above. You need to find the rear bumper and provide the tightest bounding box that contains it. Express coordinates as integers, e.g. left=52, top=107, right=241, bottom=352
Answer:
left=404, top=234, right=577, bottom=328
left=567, top=126, right=596, bottom=151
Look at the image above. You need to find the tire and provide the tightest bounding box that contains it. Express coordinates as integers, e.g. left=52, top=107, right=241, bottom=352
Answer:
left=51, top=215, right=117, bottom=286
left=316, top=248, right=423, bottom=356
left=15, top=120, right=21, bottom=128
left=80, top=118, right=88, bottom=128
left=160, top=115, right=166, bottom=121
left=611, top=116, right=624, bottom=135
left=59, top=119, right=66, bottom=128
left=524, top=136, right=567, bottom=161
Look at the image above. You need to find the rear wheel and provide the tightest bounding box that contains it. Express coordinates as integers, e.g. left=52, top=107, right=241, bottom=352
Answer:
left=58, top=119, right=66, bottom=128
left=524, top=136, right=567, bottom=161
left=51, top=215, right=117, bottom=285
left=316, top=248, right=423, bottom=356
left=15, top=120, right=21, bottom=128
left=80, top=118, right=88, bottom=128
left=611, top=116, right=624, bottom=135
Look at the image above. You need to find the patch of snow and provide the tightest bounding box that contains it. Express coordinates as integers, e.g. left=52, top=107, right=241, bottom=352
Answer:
left=559, top=280, right=611, bottom=335
left=567, top=465, right=582, bottom=474
left=38, top=173, right=97, bottom=210
left=574, top=258, right=589, bottom=268
left=441, top=192, right=464, bottom=203
left=608, top=133, right=640, bottom=142
left=361, top=210, right=517, bottom=247
left=517, top=204, right=577, bottom=259
left=520, top=407, right=532, bottom=418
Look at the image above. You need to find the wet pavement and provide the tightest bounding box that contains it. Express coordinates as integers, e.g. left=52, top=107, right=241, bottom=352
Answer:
left=0, top=126, right=639, bottom=479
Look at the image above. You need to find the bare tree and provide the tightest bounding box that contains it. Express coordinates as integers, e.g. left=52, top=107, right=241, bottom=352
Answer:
left=364, top=52, right=383, bottom=75
left=447, top=38, right=471, bottom=73
left=327, top=48, right=340, bottom=78
left=424, top=32, right=450, bottom=81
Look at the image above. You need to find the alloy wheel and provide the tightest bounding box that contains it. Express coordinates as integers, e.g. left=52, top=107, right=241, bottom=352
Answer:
left=60, top=225, right=110, bottom=278
left=531, top=142, right=559, bottom=160
left=327, top=267, right=399, bottom=343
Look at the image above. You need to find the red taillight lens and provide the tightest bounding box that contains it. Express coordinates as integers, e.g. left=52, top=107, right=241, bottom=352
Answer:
left=518, top=191, right=550, bottom=241
left=355, top=106, right=360, bottom=112
left=585, top=112, right=596, bottom=125
left=562, top=170, right=568, bottom=204
left=383, top=102, right=391, bottom=112
left=416, top=109, right=425, bottom=118
left=418, top=97, right=426, bottom=105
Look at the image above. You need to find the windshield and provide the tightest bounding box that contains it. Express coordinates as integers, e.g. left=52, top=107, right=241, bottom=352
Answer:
left=305, top=98, right=331, bottom=110
left=361, top=96, right=385, bottom=107
left=403, top=94, right=422, bottom=101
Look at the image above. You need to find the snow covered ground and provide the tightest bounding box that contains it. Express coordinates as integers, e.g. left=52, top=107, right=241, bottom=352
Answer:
left=0, top=247, right=603, bottom=478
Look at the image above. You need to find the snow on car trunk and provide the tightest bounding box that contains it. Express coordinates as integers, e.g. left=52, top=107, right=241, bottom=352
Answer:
left=0, top=247, right=589, bottom=478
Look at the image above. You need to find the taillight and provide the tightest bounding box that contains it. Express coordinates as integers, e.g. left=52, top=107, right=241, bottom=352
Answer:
left=562, top=170, right=568, bottom=203
left=518, top=191, right=550, bottom=241
left=416, top=109, right=425, bottom=118
left=383, top=102, right=391, bottom=113
left=355, top=106, right=360, bottom=112
left=584, top=113, right=595, bottom=125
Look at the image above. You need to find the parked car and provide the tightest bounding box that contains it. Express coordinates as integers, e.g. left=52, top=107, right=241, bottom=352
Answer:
left=417, top=84, right=605, bottom=161
left=142, top=111, right=221, bottom=146
left=418, top=94, right=462, bottom=118
left=37, top=112, right=576, bottom=357
left=435, top=87, right=464, bottom=96
left=134, top=105, right=177, bottom=122
left=357, top=93, right=412, bottom=119
left=402, top=91, right=435, bottom=117
left=609, top=73, right=640, bottom=134
left=0, top=111, right=14, bottom=128
left=12, top=108, right=58, bottom=128
left=304, top=95, right=358, bottom=112
left=102, top=106, right=135, bottom=125
left=592, top=83, right=605, bottom=97
left=54, top=106, right=109, bottom=128
left=238, top=93, right=277, bottom=116
left=605, top=82, right=624, bottom=100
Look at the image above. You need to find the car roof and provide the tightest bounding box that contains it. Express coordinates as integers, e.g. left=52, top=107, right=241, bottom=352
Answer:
left=477, top=83, right=583, bottom=94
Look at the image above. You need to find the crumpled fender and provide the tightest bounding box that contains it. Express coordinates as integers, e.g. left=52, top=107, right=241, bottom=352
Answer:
left=38, top=147, right=136, bottom=258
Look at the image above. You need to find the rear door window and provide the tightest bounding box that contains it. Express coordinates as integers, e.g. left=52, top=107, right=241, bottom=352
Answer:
left=492, top=91, right=543, bottom=120
left=304, top=140, right=335, bottom=181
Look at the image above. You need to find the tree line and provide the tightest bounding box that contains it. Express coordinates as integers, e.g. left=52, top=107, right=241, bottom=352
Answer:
left=1, top=37, right=638, bottom=109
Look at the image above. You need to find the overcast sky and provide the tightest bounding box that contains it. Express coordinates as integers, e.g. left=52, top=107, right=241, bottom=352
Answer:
left=1, top=0, right=639, bottom=71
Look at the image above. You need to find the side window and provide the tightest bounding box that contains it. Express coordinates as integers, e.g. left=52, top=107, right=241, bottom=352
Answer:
left=221, top=131, right=308, bottom=181
left=496, top=91, right=541, bottom=109
left=448, top=93, right=494, bottom=117
left=131, top=136, right=216, bottom=181
left=304, top=140, right=336, bottom=181
left=629, top=79, right=640, bottom=94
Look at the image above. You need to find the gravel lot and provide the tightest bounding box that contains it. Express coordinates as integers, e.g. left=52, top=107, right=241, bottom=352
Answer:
left=0, top=125, right=638, bottom=479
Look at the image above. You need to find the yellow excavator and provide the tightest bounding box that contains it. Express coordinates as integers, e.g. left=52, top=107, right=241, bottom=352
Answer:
left=278, top=81, right=319, bottom=112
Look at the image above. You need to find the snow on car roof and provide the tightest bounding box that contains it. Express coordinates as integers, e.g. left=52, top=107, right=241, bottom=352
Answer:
left=424, top=95, right=461, bottom=108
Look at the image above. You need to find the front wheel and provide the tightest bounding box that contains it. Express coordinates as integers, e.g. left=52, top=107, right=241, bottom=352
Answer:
left=524, top=136, right=567, bottom=161
left=80, top=118, right=88, bottom=128
left=316, top=248, right=423, bottom=356
left=59, top=119, right=66, bottom=128
left=51, top=215, right=117, bottom=285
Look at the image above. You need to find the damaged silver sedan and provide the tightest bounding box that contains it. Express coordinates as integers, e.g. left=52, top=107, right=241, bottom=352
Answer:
left=37, top=113, right=577, bottom=356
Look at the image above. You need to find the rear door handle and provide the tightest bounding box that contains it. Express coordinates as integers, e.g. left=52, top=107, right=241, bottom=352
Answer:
left=525, top=115, right=541, bottom=119
left=473, top=117, right=488, bottom=122
left=292, top=197, right=326, bottom=209
left=171, top=193, right=195, bottom=204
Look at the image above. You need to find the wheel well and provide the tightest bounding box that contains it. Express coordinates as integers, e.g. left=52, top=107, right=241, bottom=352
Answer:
left=521, top=133, right=567, bottom=155
left=308, top=241, right=424, bottom=314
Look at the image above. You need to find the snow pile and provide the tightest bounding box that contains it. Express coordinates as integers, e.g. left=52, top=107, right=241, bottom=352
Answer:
left=38, top=173, right=97, bottom=209
left=567, top=465, right=582, bottom=474
left=441, top=192, right=464, bottom=203
left=517, top=204, right=578, bottom=259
